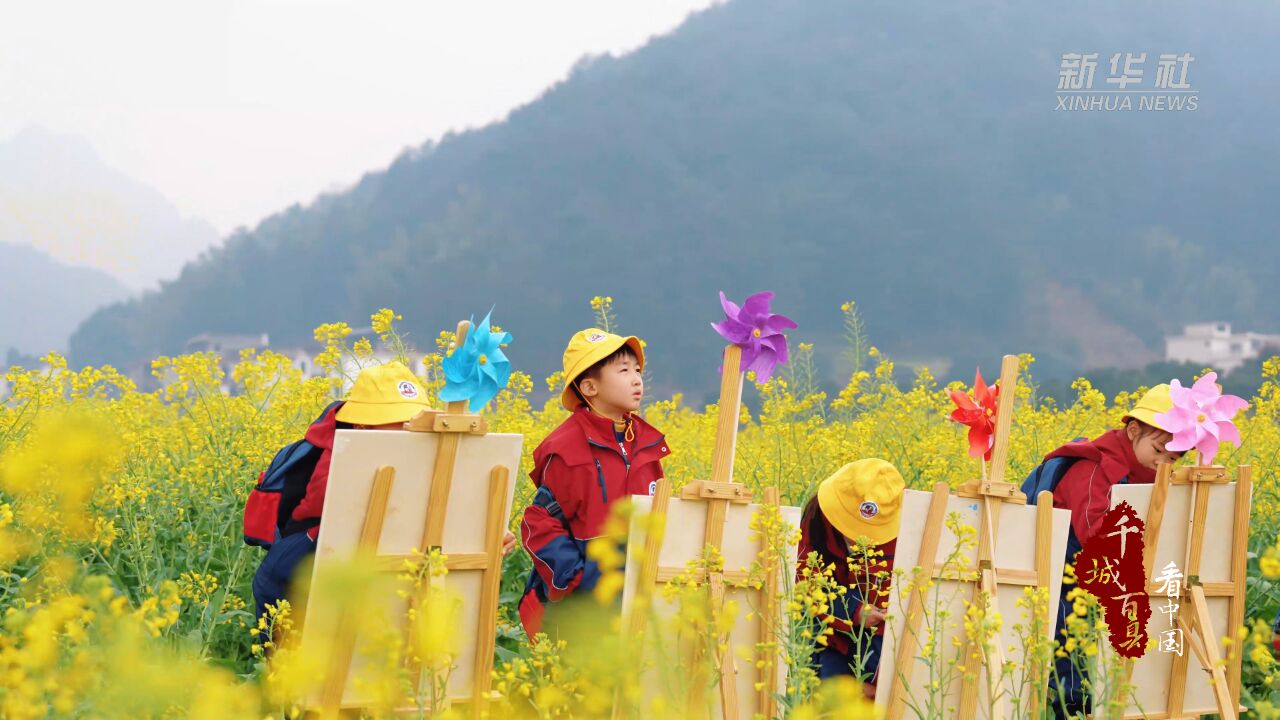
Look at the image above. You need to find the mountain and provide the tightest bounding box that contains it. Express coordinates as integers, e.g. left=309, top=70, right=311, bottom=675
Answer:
left=69, top=0, right=1280, bottom=399
left=0, top=242, right=131, bottom=356
left=0, top=126, right=220, bottom=290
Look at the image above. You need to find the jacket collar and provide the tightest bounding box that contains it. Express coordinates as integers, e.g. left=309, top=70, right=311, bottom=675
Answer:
left=573, top=406, right=631, bottom=445
left=572, top=406, right=666, bottom=448
left=531, top=407, right=670, bottom=477
left=304, top=401, right=344, bottom=450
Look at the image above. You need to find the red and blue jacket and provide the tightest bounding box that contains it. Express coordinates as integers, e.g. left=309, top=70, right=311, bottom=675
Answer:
left=518, top=407, right=670, bottom=640
left=1046, top=428, right=1155, bottom=553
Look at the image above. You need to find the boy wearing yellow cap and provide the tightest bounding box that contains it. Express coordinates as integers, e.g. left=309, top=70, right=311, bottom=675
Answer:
left=249, top=362, right=516, bottom=633
left=797, top=458, right=905, bottom=700
left=518, top=329, right=671, bottom=641
left=1039, top=385, right=1183, bottom=718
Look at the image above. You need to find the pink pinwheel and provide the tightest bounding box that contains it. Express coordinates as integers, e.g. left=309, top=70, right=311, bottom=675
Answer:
left=1154, top=372, right=1248, bottom=466
left=949, top=369, right=1000, bottom=461
left=710, top=291, right=797, bottom=383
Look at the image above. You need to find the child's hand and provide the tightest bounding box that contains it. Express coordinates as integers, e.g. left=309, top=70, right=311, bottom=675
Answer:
left=502, top=531, right=517, bottom=556
left=857, top=605, right=886, bottom=628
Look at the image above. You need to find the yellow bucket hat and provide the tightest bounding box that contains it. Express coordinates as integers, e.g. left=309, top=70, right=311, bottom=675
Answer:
left=817, top=459, right=906, bottom=547
left=334, top=362, right=432, bottom=426
left=560, top=328, right=645, bottom=411
left=1122, top=383, right=1173, bottom=432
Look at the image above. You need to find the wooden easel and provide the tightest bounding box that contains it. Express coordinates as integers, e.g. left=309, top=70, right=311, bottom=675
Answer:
left=624, top=344, right=784, bottom=720
left=1117, top=460, right=1250, bottom=719
left=886, top=354, right=1058, bottom=720
left=316, top=319, right=510, bottom=720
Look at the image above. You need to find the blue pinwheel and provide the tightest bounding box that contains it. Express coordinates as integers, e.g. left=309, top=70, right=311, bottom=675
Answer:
left=439, top=309, right=513, bottom=411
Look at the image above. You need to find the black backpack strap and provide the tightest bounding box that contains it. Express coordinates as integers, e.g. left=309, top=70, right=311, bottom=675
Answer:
left=532, top=485, right=573, bottom=536
left=280, top=516, right=321, bottom=538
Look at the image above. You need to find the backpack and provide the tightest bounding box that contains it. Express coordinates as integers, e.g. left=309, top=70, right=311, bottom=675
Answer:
left=1021, top=437, right=1130, bottom=505
left=242, top=402, right=341, bottom=548
left=1020, top=437, right=1089, bottom=505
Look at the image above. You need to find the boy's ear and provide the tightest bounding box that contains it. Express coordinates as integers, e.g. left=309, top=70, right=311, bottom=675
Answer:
left=1124, top=420, right=1141, bottom=442
left=578, top=378, right=598, bottom=399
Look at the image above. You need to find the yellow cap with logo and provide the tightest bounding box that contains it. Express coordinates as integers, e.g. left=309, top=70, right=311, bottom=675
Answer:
left=817, top=458, right=906, bottom=547
left=1122, top=383, right=1173, bottom=432
left=334, top=361, right=432, bottom=426
left=560, top=328, right=645, bottom=412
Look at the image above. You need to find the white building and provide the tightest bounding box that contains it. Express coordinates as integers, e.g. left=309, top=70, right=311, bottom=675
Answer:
left=185, top=332, right=271, bottom=357
left=1165, top=322, right=1280, bottom=373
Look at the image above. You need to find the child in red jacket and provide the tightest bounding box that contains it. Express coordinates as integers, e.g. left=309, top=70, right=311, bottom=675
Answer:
left=1047, top=384, right=1182, bottom=557
left=1045, top=383, right=1182, bottom=718
left=251, top=362, right=516, bottom=636
left=518, top=328, right=671, bottom=641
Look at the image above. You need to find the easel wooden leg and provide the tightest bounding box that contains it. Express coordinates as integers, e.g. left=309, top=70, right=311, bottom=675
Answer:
left=319, top=466, right=396, bottom=719
left=1226, top=467, right=1251, bottom=704
left=614, top=477, right=672, bottom=720
left=711, top=569, right=740, bottom=719
left=629, top=477, right=672, bottom=637
left=1170, top=591, right=1235, bottom=720
left=1122, top=463, right=1172, bottom=701
left=1189, top=585, right=1235, bottom=720
left=757, top=487, right=781, bottom=720
left=688, top=493, right=739, bottom=719
left=957, top=499, right=1007, bottom=720
left=469, top=466, right=510, bottom=718
left=885, top=482, right=951, bottom=720
left=1027, top=492, right=1054, bottom=719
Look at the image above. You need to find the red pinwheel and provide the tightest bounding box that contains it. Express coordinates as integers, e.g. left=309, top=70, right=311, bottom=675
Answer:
left=949, top=369, right=1000, bottom=461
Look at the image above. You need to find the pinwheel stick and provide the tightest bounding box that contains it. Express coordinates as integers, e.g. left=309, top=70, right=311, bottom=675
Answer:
left=709, top=344, right=746, bottom=484
left=422, top=319, right=473, bottom=550
left=956, top=354, right=1021, bottom=500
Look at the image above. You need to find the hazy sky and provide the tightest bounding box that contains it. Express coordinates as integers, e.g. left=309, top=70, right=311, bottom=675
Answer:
left=0, top=0, right=717, bottom=236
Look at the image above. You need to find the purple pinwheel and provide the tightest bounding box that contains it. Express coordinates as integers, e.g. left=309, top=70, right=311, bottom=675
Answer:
left=1153, top=372, right=1249, bottom=466
left=710, top=291, right=797, bottom=383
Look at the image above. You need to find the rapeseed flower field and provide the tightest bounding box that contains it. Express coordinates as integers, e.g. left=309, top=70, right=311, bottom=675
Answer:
left=3, top=299, right=1280, bottom=718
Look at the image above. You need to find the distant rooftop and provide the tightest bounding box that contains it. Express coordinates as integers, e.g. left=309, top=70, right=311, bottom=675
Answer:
left=1165, top=322, right=1280, bottom=373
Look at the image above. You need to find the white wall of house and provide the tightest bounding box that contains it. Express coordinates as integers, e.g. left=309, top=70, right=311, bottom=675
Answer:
left=1165, top=322, right=1280, bottom=373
